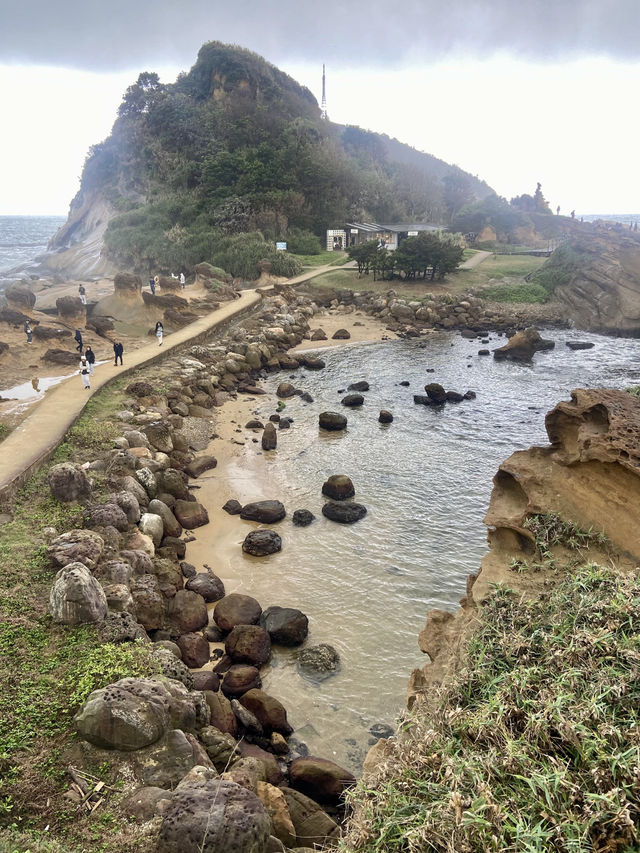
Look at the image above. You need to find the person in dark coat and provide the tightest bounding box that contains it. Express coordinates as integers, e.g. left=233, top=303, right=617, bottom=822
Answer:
left=84, top=345, right=96, bottom=375
left=149, top=277, right=156, bottom=295
left=113, top=341, right=124, bottom=366
left=74, top=329, right=83, bottom=352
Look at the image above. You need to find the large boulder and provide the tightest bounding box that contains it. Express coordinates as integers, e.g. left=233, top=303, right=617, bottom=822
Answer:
left=225, top=625, right=271, bottom=667
left=174, top=500, right=209, bottom=530
left=83, top=502, right=130, bottom=532
left=185, top=571, right=225, bottom=603
left=221, top=665, right=262, bottom=698
left=424, top=383, right=447, bottom=404
left=204, top=691, right=238, bottom=736
left=321, top=474, right=355, bottom=501
left=493, top=327, right=555, bottom=361
left=261, top=423, right=277, bottom=451
left=49, top=562, right=107, bottom=625
left=289, top=757, right=356, bottom=805
left=259, top=606, right=308, bottom=646
left=48, top=528, right=104, bottom=569
left=318, top=412, right=347, bottom=431
left=321, top=501, right=367, bottom=523
left=281, top=787, right=340, bottom=848
left=238, top=689, right=293, bottom=736
left=184, top=456, right=218, bottom=478
left=139, top=512, right=164, bottom=548
left=156, top=779, right=271, bottom=853
left=130, top=575, right=165, bottom=632
left=240, top=500, right=286, bottom=524
left=5, top=282, right=36, bottom=311
left=144, top=423, right=174, bottom=454
left=242, top=530, right=282, bottom=556
left=214, top=594, right=262, bottom=632
left=114, top=272, right=143, bottom=298
left=74, top=677, right=197, bottom=751
left=176, top=633, right=210, bottom=668
left=47, top=463, right=92, bottom=502
left=56, top=295, right=85, bottom=325
left=168, top=589, right=208, bottom=633
left=341, top=393, right=364, bottom=407
left=276, top=382, right=296, bottom=398
left=148, top=499, right=183, bottom=539
left=41, top=348, right=78, bottom=366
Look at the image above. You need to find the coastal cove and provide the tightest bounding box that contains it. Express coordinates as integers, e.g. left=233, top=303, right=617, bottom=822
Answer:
left=173, top=323, right=640, bottom=773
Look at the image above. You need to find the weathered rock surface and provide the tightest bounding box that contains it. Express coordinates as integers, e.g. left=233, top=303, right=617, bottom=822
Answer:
left=47, top=463, right=92, bottom=502
left=297, top=644, right=341, bottom=682
left=156, top=778, right=271, bottom=853
left=225, top=625, right=272, bottom=667
left=321, top=474, right=355, bottom=501
left=49, top=562, right=108, bottom=624
left=259, top=606, right=309, bottom=646
left=214, top=593, right=262, bottom=631
left=48, top=528, right=104, bottom=569
left=240, top=500, right=286, bottom=524
left=242, top=529, right=282, bottom=556
left=289, top=756, right=356, bottom=804
left=239, top=689, right=293, bottom=735
left=493, top=327, right=555, bottom=361
left=322, top=501, right=367, bottom=523
left=185, top=571, right=225, bottom=602
left=173, top=500, right=209, bottom=529
left=318, top=411, right=347, bottom=431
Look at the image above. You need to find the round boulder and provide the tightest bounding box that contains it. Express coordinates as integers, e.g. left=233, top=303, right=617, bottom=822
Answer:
left=348, top=380, right=369, bottom=392
left=259, top=606, right=308, bottom=646
left=321, top=474, right=355, bottom=501
left=242, top=529, right=282, bottom=557
left=332, top=328, right=351, bottom=340
left=48, top=528, right=104, bottom=569
left=214, top=593, right=262, bottom=632
left=47, top=463, right=92, bottom=502
left=289, top=757, right=356, bottom=805
left=173, top=500, right=209, bottom=529
left=378, top=410, right=394, bottom=423
left=261, top=422, right=277, bottom=451
left=322, top=501, right=367, bottom=524
left=424, top=383, right=447, bottom=404
left=318, top=411, right=347, bottom=431
left=341, top=393, right=364, bottom=407
left=176, top=633, right=210, bottom=668
left=186, top=571, right=225, bottom=603
left=225, top=625, right=271, bottom=667
left=239, top=689, right=293, bottom=736
left=156, top=779, right=271, bottom=853
left=221, top=665, right=262, bottom=698
left=276, top=382, right=296, bottom=398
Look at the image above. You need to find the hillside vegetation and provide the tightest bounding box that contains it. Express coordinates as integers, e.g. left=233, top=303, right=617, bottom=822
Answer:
left=50, top=42, right=492, bottom=275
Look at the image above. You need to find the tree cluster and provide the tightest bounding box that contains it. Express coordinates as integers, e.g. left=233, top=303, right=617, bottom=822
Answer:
left=347, top=233, right=464, bottom=281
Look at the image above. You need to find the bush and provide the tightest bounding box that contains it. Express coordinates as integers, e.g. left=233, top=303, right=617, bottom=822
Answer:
left=285, top=229, right=322, bottom=255
left=210, top=232, right=302, bottom=280
left=530, top=242, right=589, bottom=294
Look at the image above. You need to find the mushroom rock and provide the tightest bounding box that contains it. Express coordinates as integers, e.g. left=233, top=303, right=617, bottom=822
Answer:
left=493, top=327, right=555, bottom=361
left=113, top=272, right=143, bottom=300
left=56, top=295, right=86, bottom=326
left=5, top=282, right=36, bottom=312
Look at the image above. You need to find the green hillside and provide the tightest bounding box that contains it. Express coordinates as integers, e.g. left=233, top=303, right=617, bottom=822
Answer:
left=51, top=42, right=493, bottom=275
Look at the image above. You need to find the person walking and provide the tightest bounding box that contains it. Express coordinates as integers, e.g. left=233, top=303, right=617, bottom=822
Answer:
left=113, top=341, right=124, bottom=366
left=154, top=274, right=160, bottom=292
left=79, top=356, right=91, bottom=390
left=180, top=272, right=185, bottom=289
left=24, top=320, right=33, bottom=343
left=155, top=321, right=164, bottom=346
left=84, top=345, right=96, bottom=375
left=78, top=284, right=87, bottom=305
left=149, top=277, right=156, bottom=295
left=74, top=329, right=83, bottom=352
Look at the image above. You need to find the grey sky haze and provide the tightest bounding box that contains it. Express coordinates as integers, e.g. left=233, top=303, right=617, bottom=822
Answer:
left=1, top=0, right=639, bottom=70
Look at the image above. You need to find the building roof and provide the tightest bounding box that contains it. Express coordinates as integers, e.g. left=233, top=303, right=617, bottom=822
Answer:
left=345, top=221, right=442, bottom=233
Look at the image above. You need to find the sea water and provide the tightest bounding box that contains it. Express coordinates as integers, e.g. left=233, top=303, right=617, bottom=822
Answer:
left=192, top=328, right=640, bottom=772
left=0, top=214, right=65, bottom=282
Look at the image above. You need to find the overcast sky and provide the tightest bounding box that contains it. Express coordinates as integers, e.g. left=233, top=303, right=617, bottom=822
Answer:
left=1, top=0, right=639, bottom=216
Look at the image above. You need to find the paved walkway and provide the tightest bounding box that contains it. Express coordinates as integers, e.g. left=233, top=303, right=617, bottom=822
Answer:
left=459, top=250, right=492, bottom=269
left=0, top=289, right=262, bottom=505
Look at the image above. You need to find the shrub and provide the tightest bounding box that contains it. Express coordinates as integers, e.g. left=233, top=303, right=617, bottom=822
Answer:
left=285, top=229, right=322, bottom=255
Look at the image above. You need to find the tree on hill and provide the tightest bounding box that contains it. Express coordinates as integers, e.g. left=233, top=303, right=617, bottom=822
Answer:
left=511, top=182, right=552, bottom=214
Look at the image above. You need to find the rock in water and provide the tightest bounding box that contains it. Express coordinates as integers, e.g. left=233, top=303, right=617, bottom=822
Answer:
left=297, top=644, right=341, bottom=682
left=240, top=500, right=286, bottom=523
left=321, top=474, right=355, bottom=500
left=319, top=411, right=347, bottom=431
left=242, top=529, right=282, bottom=556
left=260, top=606, right=309, bottom=645
left=262, top=422, right=277, bottom=450
left=493, top=327, right=555, bottom=361
left=322, top=501, right=367, bottom=523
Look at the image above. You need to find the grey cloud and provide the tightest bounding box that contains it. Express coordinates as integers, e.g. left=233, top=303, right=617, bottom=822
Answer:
left=1, top=0, right=639, bottom=71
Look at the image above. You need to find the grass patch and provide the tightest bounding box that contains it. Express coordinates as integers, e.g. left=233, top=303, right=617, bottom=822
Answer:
left=291, top=250, right=349, bottom=267
left=341, top=562, right=640, bottom=853
left=480, top=283, right=550, bottom=304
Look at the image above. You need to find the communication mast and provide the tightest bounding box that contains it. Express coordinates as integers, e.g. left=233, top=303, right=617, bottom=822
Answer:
left=320, top=64, right=327, bottom=120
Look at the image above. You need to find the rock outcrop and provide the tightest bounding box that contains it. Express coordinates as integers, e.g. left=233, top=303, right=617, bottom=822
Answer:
left=408, top=388, right=640, bottom=705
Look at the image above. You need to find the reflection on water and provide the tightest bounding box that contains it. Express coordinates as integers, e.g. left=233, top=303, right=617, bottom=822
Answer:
left=192, top=328, right=640, bottom=773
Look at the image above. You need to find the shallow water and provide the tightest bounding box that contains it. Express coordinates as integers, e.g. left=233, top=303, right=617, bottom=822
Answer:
left=192, top=328, right=640, bottom=773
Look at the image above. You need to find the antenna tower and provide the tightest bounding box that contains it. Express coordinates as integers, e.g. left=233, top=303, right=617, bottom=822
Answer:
left=320, top=64, right=327, bottom=120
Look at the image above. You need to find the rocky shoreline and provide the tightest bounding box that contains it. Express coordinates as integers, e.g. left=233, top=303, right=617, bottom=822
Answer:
left=4, top=279, right=592, bottom=851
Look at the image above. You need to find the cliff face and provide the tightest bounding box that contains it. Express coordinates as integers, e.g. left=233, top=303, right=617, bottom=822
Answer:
left=44, top=189, right=117, bottom=279
left=553, top=230, right=640, bottom=336
left=408, top=388, right=640, bottom=704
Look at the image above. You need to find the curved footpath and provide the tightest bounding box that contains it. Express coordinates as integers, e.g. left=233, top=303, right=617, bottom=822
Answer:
left=0, top=289, right=261, bottom=506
